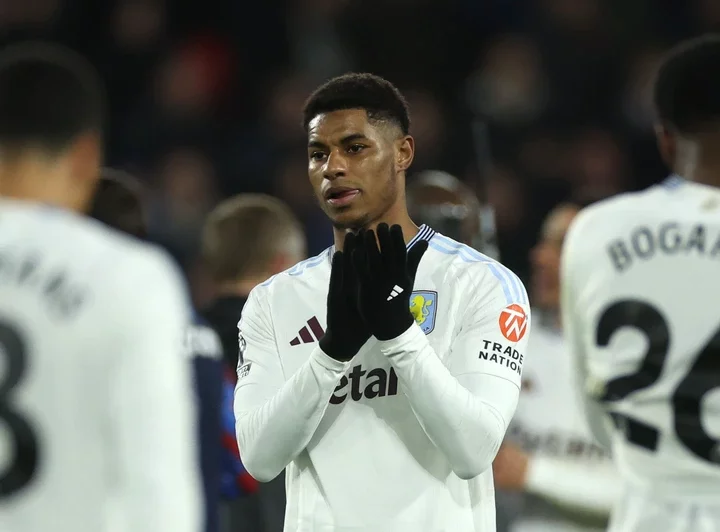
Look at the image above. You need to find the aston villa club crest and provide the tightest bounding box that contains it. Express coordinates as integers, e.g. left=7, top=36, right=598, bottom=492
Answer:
left=409, top=290, right=437, bottom=334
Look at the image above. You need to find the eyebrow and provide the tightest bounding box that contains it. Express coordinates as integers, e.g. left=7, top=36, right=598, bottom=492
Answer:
left=307, top=133, right=369, bottom=149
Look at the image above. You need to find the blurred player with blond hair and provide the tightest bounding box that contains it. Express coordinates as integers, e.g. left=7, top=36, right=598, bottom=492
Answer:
left=201, top=193, right=306, bottom=532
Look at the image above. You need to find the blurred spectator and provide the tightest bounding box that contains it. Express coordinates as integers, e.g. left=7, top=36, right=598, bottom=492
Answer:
left=465, top=34, right=549, bottom=128
left=404, top=89, right=448, bottom=171
left=567, top=129, right=630, bottom=202
left=6, top=0, right=692, bottom=345
left=286, top=0, right=353, bottom=84
left=149, top=147, right=218, bottom=268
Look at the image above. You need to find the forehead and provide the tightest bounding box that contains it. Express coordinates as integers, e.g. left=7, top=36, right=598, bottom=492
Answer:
left=307, top=108, right=383, bottom=143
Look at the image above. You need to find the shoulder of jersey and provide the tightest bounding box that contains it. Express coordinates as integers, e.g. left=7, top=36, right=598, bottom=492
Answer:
left=79, top=215, right=172, bottom=265
left=426, top=232, right=529, bottom=305
left=251, top=246, right=333, bottom=297
left=51, top=211, right=182, bottom=285
left=571, top=181, right=679, bottom=237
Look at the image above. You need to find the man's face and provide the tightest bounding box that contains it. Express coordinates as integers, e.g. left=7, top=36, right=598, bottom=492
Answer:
left=307, top=108, right=411, bottom=229
left=530, top=204, right=579, bottom=311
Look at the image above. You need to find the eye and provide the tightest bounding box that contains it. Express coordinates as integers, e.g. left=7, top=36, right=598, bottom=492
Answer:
left=348, top=144, right=365, bottom=154
left=310, top=151, right=326, bottom=161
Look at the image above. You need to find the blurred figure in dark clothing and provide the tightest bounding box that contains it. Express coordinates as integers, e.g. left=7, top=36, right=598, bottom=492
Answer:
left=88, top=168, right=148, bottom=239
left=407, top=169, right=481, bottom=245
left=200, top=193, right=306, bottom=532
left=201, top=193, right=306, bottom=367
left=89, top=168, right=224, bottom=532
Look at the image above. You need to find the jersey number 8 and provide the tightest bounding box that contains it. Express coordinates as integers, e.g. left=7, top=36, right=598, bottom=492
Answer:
left=596, top=299, right=720, bottom=464
left=0, top=321, right=39, bottom=497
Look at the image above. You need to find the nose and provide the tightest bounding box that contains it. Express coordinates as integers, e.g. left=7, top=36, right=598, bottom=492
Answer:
left=323, top=150, right=348, bottom=181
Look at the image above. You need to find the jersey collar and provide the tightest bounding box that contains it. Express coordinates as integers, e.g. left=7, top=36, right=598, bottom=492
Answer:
left=408, top=224, right=436, bottom=248
left=326, top=224, right=436, bottom=263
left=662, top=174, right=685, bottom=190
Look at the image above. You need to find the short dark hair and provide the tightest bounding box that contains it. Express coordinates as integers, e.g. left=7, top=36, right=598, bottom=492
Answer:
left=654, top=34, right=720, bottom=134
left=202, top=194, right=304, bottom=283
left=0, top=42, right=104, bottom=154
left=88, top=169, right=147, bottom=240
left=302, top=73, right=410, bottom=134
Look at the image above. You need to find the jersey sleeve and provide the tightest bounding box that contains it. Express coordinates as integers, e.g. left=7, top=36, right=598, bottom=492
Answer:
left=525, top=455, right=619, bottom=516
left=109, top=249, right=202, bottom=532
left=376, top=264, right=529, bottom=480
left=446, top=269, right=530, bottom=389
left=233, top=286, right=349, bottom=482
left=560, top=210, right=614, bottom=450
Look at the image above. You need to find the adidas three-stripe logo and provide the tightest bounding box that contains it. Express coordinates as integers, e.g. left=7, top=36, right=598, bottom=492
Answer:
left=386, top=285, right=403, bottom=301
left=289, top=316, right=325, bottom=346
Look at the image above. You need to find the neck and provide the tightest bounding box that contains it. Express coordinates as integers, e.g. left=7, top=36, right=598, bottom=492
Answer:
left=0, top=156, right=84, bottom=212
left=333, top=202, right=419, bottom=250
left=676, top=136, right=720, bottom=188
left=215, top=278, right=267, bottom=299
left=683, top=166, right=720, bottom=188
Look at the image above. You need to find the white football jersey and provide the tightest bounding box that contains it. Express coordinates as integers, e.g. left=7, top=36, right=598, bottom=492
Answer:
left=0, top=199, right=201, bottom=532
left=505, top=319, right=613, bottom=532
left=561, top=177, right=720, bottom=530
left=234, top=226, right=531, bottom=532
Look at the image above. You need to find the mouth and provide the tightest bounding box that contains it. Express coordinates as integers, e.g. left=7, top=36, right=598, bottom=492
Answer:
left=324, top=187, right=361, bottom=207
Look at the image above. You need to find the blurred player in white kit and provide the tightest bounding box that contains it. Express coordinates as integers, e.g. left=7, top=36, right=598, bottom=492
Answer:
left=234, top=73, right=530, bottom=532
left=0, top=43, right=201, bottom=531
left=561, top=35, right=720, bottom=532
left=494, top=203, right=619, bottom=532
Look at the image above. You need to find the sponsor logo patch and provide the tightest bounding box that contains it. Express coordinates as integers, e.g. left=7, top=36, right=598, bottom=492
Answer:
left=499, top=304, right=528, bottom=342
left=238, top=361, right=252, bottom=380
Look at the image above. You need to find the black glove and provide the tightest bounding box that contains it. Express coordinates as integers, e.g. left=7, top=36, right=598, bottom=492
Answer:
left=351, top=223, right=429, bottom=341
left=319, top=231, right=371, bottom=361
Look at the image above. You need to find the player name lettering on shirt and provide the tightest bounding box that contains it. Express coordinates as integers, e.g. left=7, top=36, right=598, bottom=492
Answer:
left=608, top=223, right=720, bottom=273
left=0, top=249, right=88, bottom=319
left=330, top=364, right=398, bottom=405
left=507, top=424, right=610, bottom=461
left=478, top=339, right=523, bottom=376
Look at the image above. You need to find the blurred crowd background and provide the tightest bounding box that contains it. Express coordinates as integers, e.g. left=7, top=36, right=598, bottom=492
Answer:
left=4, top=0, right=713, bottom=304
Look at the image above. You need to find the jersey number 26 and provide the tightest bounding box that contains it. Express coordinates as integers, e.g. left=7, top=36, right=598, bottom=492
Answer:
left=596, top=299, right=720, bottom=464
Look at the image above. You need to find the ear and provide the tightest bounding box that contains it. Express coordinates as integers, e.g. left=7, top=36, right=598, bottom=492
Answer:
left=654, top=123, right=675, bottom=172
left=69, top=132, right=102, bottom=186
left=395, top=135, right=415, bottom=173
